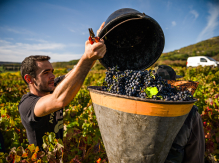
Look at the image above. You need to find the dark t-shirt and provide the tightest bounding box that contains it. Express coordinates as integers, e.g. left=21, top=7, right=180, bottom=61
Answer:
left=18, top=76, right=65, bottom=148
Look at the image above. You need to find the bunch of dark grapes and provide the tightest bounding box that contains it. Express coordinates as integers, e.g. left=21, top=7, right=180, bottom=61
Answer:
left=102, top=66, right=194, bottom=101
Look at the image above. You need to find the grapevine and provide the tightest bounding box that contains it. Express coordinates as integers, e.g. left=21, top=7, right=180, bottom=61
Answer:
left=0, top=66, right=219, bottom=162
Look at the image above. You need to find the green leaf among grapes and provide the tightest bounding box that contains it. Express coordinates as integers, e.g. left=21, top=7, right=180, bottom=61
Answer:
left=157, top=95, right=163, bottom=100
left=150, top=74, right=155, bottom=79
left=144, top=87, right=158, bottom=98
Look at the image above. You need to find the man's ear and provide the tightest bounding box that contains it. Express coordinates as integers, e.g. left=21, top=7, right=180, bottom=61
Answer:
left=24, top=74, right=33, bottom=84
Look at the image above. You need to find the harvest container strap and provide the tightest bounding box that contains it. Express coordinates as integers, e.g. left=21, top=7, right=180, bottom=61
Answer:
left=100, top=17, right=143, bottom=39
left=89, top=90, right=194, bottom=117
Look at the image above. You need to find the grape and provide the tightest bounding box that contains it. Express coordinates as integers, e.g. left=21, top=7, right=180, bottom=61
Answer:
left=102, top=66, right=194, bottom=101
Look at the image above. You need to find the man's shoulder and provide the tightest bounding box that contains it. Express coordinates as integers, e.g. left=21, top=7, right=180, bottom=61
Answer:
left=19, top=93, right=39, bottom=105
left=18, top=93, right=41, bottom=113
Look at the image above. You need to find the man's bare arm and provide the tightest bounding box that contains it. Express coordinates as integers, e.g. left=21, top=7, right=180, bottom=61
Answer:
left=34, top=32, right=106, bottom=117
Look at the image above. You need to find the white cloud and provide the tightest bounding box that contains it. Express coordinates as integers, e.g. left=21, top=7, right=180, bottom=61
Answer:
left=0, top=39, right=83, bottom=62
left=69, top=29, right=75, bottom=33
left=67, top=27, right=88, bottom=35
left=197, top=3, right=219, bottom=42
left=183, top=7, right=199, bottom=25
left=190, top=10, right=199, bottom=20
left=0, top=26, right=35, bottom=35
left=172, top=21, right=176, bottom=26
left=0, top=48, right=82, bottom=62
left=5, top=38, right=14, bottom=40
left=41, top=2, right=78, bottom=14
left=68, top=43, right=84, bottom=47
left=0, top=40, right=11, bottom=44
left=6, top=28, right=21, bottom=34
left=167, top=1, right=172, bottom=10
left=25, top=38, right=48, bottom=43
left=3, top=42, right=66, bottom=51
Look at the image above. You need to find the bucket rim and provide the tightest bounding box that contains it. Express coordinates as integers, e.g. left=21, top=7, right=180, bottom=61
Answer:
left=87, top=86, right=197, bottom=104
left=98, top=12, right=145, bottom=38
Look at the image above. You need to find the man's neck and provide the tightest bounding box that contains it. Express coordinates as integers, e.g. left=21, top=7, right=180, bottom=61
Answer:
left=29, top=87, right=50, bottom=97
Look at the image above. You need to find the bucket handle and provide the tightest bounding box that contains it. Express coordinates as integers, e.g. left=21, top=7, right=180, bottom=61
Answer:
left=100, top=17, right=144, bottom=40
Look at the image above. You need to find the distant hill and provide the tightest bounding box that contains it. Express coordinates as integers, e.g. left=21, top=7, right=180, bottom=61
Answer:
left=159, top=36, right=219, bottom=61
left=51, top=59, right=80, bottom=69
left=154, top=36, right=219, bottom=67
left=0, top=61, right=21, bottom=65
left=51, top=59, right=106, bottom=70
left=0, top=62, right=21, bottom=72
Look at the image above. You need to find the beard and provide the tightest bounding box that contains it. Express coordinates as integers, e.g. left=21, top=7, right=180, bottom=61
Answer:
left=34, top=79, right=55, bottom=93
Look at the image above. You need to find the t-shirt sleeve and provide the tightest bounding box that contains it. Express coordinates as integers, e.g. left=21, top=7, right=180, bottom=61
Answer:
left=54, top=75, right=65, bottom=87
left=19, top=95, right=41, bottom=122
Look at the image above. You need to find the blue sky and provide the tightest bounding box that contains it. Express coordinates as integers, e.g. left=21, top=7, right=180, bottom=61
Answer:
left=0, top=0, right=219, bottom=62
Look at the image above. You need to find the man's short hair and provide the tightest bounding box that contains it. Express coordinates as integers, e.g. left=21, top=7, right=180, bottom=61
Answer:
left=20, top=55, right=50, bottom=85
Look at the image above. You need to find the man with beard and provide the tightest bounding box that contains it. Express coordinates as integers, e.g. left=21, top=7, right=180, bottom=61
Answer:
left=18, top=23, right=106, bottom=149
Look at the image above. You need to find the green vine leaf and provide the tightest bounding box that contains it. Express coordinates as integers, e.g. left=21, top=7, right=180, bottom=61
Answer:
left=144, top=87, right=158, bottom=98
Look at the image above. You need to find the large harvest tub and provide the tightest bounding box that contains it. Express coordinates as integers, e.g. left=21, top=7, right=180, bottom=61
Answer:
left=88, top=86, right=197, bottom=163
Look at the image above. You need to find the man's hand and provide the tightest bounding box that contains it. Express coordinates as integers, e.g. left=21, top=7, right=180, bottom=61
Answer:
left=84, top=39, right=106, bottom=61
left=83, top=22, right=106, bottom=61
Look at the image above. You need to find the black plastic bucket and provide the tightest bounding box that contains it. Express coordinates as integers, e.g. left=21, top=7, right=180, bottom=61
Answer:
left=98, top=8, right=165, bottom=71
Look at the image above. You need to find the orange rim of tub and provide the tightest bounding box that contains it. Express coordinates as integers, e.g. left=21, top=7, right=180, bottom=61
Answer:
left=88, top=86, right=197, bottom=117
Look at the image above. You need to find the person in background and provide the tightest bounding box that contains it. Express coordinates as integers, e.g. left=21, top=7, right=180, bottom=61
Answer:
left=154, top=65, right=205, bottom=163
left=18, top=23, right=106, bottom=149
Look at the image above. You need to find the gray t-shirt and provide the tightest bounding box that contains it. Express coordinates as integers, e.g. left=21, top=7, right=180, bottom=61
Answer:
left=18, top=76, right=65, bottom=148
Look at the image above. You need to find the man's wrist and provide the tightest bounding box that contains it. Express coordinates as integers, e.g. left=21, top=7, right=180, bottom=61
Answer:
left=80, top=54, right=96, bottom=65
left=77, top=54, right=96, bottom=70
